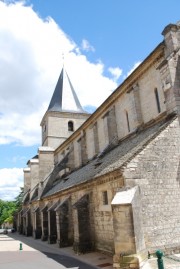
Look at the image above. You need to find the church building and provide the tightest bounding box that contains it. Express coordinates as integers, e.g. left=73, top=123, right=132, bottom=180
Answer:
left=17, top=22, right=180, bottom=268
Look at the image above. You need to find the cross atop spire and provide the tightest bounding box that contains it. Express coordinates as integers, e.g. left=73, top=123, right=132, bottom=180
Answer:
left=47, top=67, right=86, bottom=113
left=62, top=53, right=64, bottom=68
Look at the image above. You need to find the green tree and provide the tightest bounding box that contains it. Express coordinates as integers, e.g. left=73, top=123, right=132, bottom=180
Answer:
left=0, top=188, right=24, bottom=227
left=14, top=187, right=24, bottom=209
left=0, top=200, right=16, bottom=226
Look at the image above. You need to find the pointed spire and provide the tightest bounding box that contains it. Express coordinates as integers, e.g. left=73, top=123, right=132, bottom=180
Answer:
left=47, top=67, right=86, bottom=113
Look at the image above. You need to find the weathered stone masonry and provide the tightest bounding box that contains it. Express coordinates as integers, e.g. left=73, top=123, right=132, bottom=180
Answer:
left=16, top=22, right=180, bottom=269
left=124, top=117, right=180, bottom=253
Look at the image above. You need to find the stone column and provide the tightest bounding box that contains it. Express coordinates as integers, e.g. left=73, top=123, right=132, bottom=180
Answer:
left=22, top=215, right=26, bottom=235
left=41, top=210, right=48, bottom=241
left=38, top=147, right=54, bottom=198
left=56, top=211, right=61, bottom=246
left=56, top=201, right=72, bottom=248
left=73, top=194, right=92, bottom=253
left=25, top=210, right=32, bottom=236
left=107, top=106, right=118, bottom=145
left=23, top=168, right=30, bottom=193
left=73, top=208, right=80, bottom=252
left=161, top=23, right=180, bottom=116
left=48, top=209, right=57, bottom=244
left=33, top=208, right=42, bottom=239
left=32, top=210, right=36, bottom=238
left=29, top=159, right=39, bottom=200
left=131, top=83, right=143, bottom=127
left=18, top=210, right=23, bottom=234
left=93, top=122, right=99, bottom=155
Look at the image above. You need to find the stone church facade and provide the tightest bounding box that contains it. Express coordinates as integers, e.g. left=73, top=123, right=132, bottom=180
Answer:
left=17, top=22, right=180, bottom=268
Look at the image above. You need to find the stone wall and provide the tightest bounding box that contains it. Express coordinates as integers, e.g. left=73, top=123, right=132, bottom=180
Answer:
left=29, top=159, right=39, bottom=193
left=124, top=117, right=180, bottom=253
left=115, top=93, right=131, bottom=139
left=97, top=116, right=108, bottom=153
left=38, top=147, right=54, bottom=182
left=23, top=167, right=30, bottom=193
left=54, top=171, right=124, bottom=254
left=92, top=180, right=114, bottom=253
left=43, top=112, right=89, bottom=149
left=86, top=126, right=95, bottom=159
left=138, top=64, right=166, bottom=123
left=73, top=136, right=81, bottom=168
left=90, top=71, right=167, bottom=156
left=161, top=23, right=180, bottom=115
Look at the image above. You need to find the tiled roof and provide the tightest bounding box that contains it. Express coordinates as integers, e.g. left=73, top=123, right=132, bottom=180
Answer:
left=42, top=114, right=176, bottom=198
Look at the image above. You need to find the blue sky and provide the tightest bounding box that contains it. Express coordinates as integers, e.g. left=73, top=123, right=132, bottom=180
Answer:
left=30, top=0, right=180, bottom=72
left=0, top=0, right=180, bottom=200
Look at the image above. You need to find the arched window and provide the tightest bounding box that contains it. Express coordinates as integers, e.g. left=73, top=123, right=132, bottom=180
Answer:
left=68, top=121, right=74, bottom=132
left=102, top=191, right=108, bottom=205
left=125, top=110, right=130, bottom=133
left=154, top=88, right=161, bottom=113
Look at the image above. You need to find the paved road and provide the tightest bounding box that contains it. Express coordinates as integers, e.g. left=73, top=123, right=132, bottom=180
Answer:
left=4, top=232, right=180, bottom=269
left=0, top=233, right=109, bottom=269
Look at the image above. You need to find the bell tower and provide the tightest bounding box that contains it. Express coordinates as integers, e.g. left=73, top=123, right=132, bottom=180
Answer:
left=41, top=67, right=90, bottom=149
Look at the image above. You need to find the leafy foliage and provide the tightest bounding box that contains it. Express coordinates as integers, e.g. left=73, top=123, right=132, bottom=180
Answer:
left=0, top=200, right=16, bottom=226
left=14, top=187, right=24, bottom=209
left=0, top=188, right=24, bottom=226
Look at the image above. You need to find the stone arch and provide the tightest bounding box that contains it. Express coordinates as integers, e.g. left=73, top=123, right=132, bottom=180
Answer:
left=73, top=194, right=93, bottom=253
left=55, top=197, right=73, bottom=247
left=68, top=121, right=74, bottom=132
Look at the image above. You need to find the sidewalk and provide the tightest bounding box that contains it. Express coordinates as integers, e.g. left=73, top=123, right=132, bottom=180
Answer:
left=0, top=232, right=113, bottom=269
left=1, top=232, right=180, bottom=269
left=141, top=255, right=180, bottom=269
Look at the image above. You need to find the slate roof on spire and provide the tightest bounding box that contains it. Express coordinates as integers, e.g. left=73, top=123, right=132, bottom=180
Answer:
left=47, top=67, right=86, bottom=113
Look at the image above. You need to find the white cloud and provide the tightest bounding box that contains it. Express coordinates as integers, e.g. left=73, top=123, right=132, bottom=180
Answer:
left=125, top=61, right=141, bottom=78
left=0, top=168, right=23, bottom=201
left=81, top=39, right=95, bottom=52
left=0, top=1, right=120, bottom=147
left=11, top=155, right=27, bottom=164
left=108, top=67, right=122, bottom=81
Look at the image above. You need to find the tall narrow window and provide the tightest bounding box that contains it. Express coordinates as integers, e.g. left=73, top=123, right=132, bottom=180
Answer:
left=77, top=138, right=82, bottom=166
left=42, top=124, right=46, bottom=143
left=102, top=191, right=108, bottom=205
left=125, top=110, right=130, bottom=133
left=154, top=88, right=161, bottom=113
left=93, top=122, right=99, bottom=155
left=68, top=121, right=74, bottom=132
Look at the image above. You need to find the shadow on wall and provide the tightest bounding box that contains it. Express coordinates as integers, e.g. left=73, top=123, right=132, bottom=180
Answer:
left=175, top=55, right=180, bottom=120
left=176, top=70, right=180, bottom=184
left=176, top=158, right=180, bottom=184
